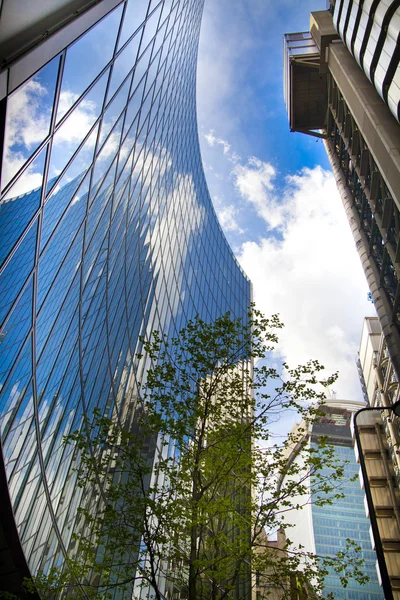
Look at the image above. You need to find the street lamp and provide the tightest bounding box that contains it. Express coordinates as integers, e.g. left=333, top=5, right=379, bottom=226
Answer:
left=353, top=399, right=400, bottom=600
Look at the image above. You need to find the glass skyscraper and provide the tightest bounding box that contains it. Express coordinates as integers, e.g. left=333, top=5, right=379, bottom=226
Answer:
left=311, top=442, right=383, bottom=600
left=283, top=400, right=384, bottom=600
left=0, top=0, right=251, bottom=596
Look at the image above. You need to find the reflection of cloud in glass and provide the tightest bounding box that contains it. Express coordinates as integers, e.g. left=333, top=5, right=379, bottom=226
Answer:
left=6, top=81, right=48, bottom=149
left=56, top=92, right=98, bottom=141
left=46, top=125, right=99, bottom=198
left=48, top=72, right=108, bottom=183
left=107, top=35, right=140, bottom=102
left=2, top=57, right=59, bottom=191
left=1, top=146, right=46, bottom=202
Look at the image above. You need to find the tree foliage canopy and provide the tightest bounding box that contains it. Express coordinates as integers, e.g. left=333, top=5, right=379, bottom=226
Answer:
left=25, top=307, right=368, bottom=600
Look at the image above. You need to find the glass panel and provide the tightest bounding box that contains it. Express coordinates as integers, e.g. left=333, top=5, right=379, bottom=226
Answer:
left=161, top=0, right=174, bottom=22
left=0, top=281, right=33, bottom=382
left=57, top=4, right=123, bottom=121
left=139, top=3, right=162, bottom=55
left=36, top=271, right=80, bottom=365
left=150, top=19, right=166, bottom=64
left=131, top=42, right=152, bottom=89
left=0, top=146, right=46, bottom=267
left=1, top=57, right=59, bottom=191
left=48, top=70, right=108, bottom=187
left=117, top=0, right=149, bottom=50
left=46, top=124, right=98, bottom=200
left=0, top=221, right=37, bottom=326
left=93, top=113, right=124, bottom=186
left=0, top=337, right=32, bottom=436
left=99, top=78, right=130, bottom=147
left=41, top=168, right=91, bottom=252
left=122, top=77, right=146, bottom=141
left=36, top=220, right=83, bottom=312
left=106, top=34, right=140, bottom=103
left=116, top=134, right=134, bottom=182
left=86, top=157, right=116, bottom=244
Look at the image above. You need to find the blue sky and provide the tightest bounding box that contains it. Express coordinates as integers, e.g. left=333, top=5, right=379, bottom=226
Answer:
left=197, top=0, right=376, bottom=401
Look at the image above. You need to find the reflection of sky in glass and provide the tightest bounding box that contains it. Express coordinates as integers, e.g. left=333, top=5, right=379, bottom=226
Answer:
left=140, top=3, right=162, bottom=55
left=47, top=70, right=109, bottom=184
left=117, top=0, right=149, bottom=50
left=0, top=0, right=251, bottom=590
left=56, top=4, right=123, bottom=121
left=1, top=57, right=59, bottom=191
left=312, top=443, right=384, bottom=600
left=0, top=147, right=46, bottom=267
left=107, top=34, right=140, bottom=102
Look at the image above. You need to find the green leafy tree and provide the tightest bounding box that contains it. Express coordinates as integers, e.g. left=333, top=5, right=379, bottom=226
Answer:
left=26, top=308, right=368, bottom=600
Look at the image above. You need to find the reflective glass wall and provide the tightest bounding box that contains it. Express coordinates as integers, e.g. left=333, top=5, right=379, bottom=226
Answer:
left=311, top=424, right=383, bottom=599
left=0, top=0, right=251, bottom=589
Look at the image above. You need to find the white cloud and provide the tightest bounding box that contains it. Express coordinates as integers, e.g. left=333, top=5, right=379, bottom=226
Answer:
left=2, top=80, right=50, bottom=189
left=216, top=203, right=244, bottom=234
left=5, top=80, right=49, bottom=151
left=2, top=164, right=43, bottom=199
left=205, top=130, right=231, bottom=155
left=54, top=91, right=97, bottom=147
left=228, top=151, right=241, bottom=164
left=233, top=157, right=284, bottom=228
left=237, top=165, right=375, bottom=400
left=2, top=85, right=99, bottom=194
left=200, top=127, right=372, bottom=401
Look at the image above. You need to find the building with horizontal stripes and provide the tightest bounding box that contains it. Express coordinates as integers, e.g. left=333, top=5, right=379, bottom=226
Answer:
left=0, top=0, right=251, bottom=597
left=358, top=317, right=400, bottom=599
left=333, top=0, right=400, bottom=123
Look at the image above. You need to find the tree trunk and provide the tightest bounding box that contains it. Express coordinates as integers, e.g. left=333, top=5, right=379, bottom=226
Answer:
left=188, top=468, right=199, bottom=600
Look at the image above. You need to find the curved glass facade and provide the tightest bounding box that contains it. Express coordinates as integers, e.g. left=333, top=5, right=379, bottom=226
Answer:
left=0, top=0, right=250, bottom=589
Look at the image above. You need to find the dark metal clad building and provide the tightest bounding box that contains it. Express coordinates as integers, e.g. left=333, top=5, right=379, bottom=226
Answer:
left=0, top=0, right=251, bottom=596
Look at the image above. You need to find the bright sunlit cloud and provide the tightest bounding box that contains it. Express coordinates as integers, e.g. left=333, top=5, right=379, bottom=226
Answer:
left=213, top=199, right=244, bottom=234
left=232, top=157, right=282, bottom=228
left=238, top=164, right=375, bottom=400
left=200, top=129, right=375, bottom=401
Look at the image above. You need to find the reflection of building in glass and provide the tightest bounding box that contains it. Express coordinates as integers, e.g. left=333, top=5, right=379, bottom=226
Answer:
left=358, top=317, right=400, bottom=597
left=282, top=399, right=384, bottom=600
left=0, top=1, right=251, bottom=597
left=283, top=4, right=400, bottom=382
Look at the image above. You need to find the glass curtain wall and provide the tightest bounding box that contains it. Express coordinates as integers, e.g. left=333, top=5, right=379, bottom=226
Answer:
left=0, top=0, right=251, bottom=594
left=311, top=442, right=383, bottom=599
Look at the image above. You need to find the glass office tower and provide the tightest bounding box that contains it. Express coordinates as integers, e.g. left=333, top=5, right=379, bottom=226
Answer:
left=282, top=401, right=384, bottom=600
left=0, top=0, right=251, bottom=596
left=311, top=443, right=383, bottom=600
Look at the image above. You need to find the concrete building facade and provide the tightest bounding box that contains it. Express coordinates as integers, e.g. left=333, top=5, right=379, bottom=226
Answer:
left=357, top=317, right=400, bottom=597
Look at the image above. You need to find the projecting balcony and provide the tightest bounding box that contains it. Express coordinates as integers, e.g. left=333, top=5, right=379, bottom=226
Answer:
left=283, top=11, right=339, bottom=137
